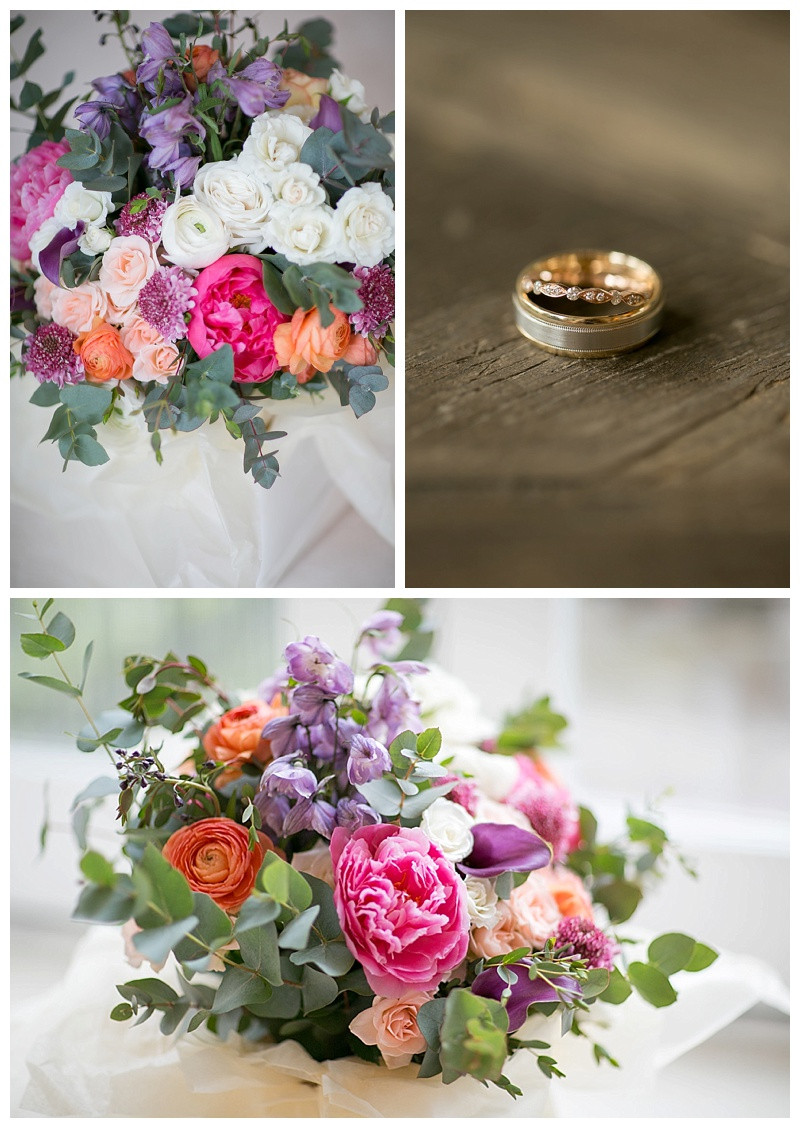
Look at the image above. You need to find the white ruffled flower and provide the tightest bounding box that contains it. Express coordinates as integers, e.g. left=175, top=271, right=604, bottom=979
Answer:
left=336, top=182, right=394, bottom=267
left=437, top=744, right=519, bottom=802
left=53, top=182, right=113, bottom=232
left=329, top=68, right=371, bottom=120
left=78, top=225, right=113, bottom=255
left=240, top=111, right=313, bottom=174
left=282, top=103, right=317, bottom=126
left=270, top=161, right=326, bottom=209
left=193, top=160, right=274, bottom=252
left=160, top=195, right=229, bottom=270
left=411, top=663, right=497, bottom=746
left=420, top=797, right=475, bottom=862
left=28, top=217, right=62, bottom=273
left=463, top=876, right=502, bottom=929
left=266, top=202, right=340, bottom=266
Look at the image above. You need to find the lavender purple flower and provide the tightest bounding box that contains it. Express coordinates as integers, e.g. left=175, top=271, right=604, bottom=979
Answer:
left=358, top=609, right=404, bottom=659
left=555, top=917, right=618, bottom=971
left=347, top=734, right=391, bottom=785
left=285, top=636, right=354, bottom=695
left=207, top=58, right=289, bottom=117
left=292, top=684, right=337, bottom=727
left=335, top=796, right=381, bottom=831
left=283, top=796, right=337, bottom=838
left=350, top=264, right=394, bottom=338
left=137, top=265, right=195, bottom=341
left=138, top=97, right=206, bottom=186
left=136, top=22, right=183, bottom=94
left=259, top=757, right=318, bottom=799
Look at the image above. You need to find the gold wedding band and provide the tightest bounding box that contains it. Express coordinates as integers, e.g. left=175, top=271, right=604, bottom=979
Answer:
left=513, top=250, right=664, bottom=357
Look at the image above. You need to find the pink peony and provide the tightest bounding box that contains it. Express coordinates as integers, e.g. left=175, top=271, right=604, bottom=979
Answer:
left=331, top=823, right=469, bottom=996
left=187, top=253, right=289, bottom=383
left=10, top=140, right=73, bottom=262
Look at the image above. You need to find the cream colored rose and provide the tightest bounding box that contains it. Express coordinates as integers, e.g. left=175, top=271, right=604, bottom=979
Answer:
left=279, top=67, right=329, bottom=109
left=270, top=162, right=325, bottom=209
left=50, top=281, right=110, bottom=335
left=420, top=797, right=474, bottom=862
left=438, top=744, right=518, bottom=801
left=336, top=182, right=394, bottom=267
left=119, top=312, right=160, bottom=353
left=132, top=339, right=181, bottom=384
left=240, top=111, right=313, bottom=174
left=53, top=182, right=113, bottom=232
left=160, top=195, right=229, bottom=270
left=463, top=875, right=501, bottom=929
left=99, top=235, right=158, bottom=314
left=193, top=160, right=273, bottom=252
left=349, top=993, right=431, bottom=1069
left=329, top=68, right=370, bottom=120
left=78, top=225, right=113, bottom=256
left=266, top=202, right=339, bottom=266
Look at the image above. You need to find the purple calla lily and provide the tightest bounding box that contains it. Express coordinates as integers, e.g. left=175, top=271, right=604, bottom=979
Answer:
left=38, top=224, right=84, bottom=287
left=310, top=94, right=343, bottom=133
left=472, top=962, right=582, bottom=1032
left=458, top=822, right=552, bottom=878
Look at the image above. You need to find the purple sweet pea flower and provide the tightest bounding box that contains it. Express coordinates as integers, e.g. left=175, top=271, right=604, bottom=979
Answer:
left=208, top=58, right=289, bottom=117
left=136, top=22, right=182, bottom=93
left=260, top=756, right=318, bottom=799
left=283, top=796, right=337, bottom=838
left=310, top=94, right=343, bottom=133
left=312, top=716, right=359, bottom=763
left=458, top=822, right=552, bottom=878
left=253, top=791, right=290, bottom=837
left=261, top=714, right=301, bottom=758
left=139, top=97, right=206, bottom=185
left=335, top=796, right=382, bottom=831
left=74, top=100, right=114, bottom=140
left=472, top=962, right=582, bottom=1033
left=367, top=672, right=422, bottom=745
left=292, top=684, right=337, bottom=727
left=285, top=636, right=354, bottom=695
left=258, top=666, right=291, bottom=702
left=358, top=610, right=404, bottom=659
left=347, top=734, right=391, bottom=785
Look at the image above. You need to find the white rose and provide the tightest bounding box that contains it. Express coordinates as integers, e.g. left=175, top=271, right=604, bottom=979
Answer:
left=270, top=162, right=325, bottom=209
left=28, top=217, right=62, bottom=273
left=53, top=182, right=113, bottom=231
left=240, top=111, right=313, bottom=174
left=420, top=797, right=474, bottom=862
left=193, top=160, right=274, bottom=252
left=437, top=744, right=519, bottom=802
left=160, top=195, right=229, bottom=270
left=266, top=202, right=340, bottom=266
left=78, top=225, right=113, bottom=256
left=336, top=182, right=394, bottom=267
left=329, top=68, right=370, bottom=120
left=463, top=876, right=501, bottom=929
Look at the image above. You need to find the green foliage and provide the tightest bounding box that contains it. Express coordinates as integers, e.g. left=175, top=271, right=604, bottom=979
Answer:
left=383, top=598, right=434, bottom=661
left=496, top=696, right=568, bottom=752
left=274, top=18, right=337, bottom=78
left=626, top=961, right=678, bottom=1008
left=328, top=362, right=389, bottom=419
left=56, top=124, right=139, bottom=196
left=599, top=966, right=632, bottom=1005
left=439, top=990, right=509, bottom=1084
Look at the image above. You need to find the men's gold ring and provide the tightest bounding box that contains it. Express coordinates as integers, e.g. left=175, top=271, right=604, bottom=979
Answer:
left=513, top=250, right=664, bottom=358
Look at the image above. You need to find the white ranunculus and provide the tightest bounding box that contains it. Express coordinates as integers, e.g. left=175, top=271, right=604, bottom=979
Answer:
left=336, top=182, right=394, bottom=267
left=437, top=744, right=519, bottom=802
left=240, top=111, right=313, bottom=174
left=78, top=225, right=113, bottom=255
left=160, top=195, right=229, bottom=270
left=28, top=217, right=62, bottom=273
left=193, top=160, right=274, bottom=252
left=411, top=663, right=497, bottom=746
left=270, top=161, right=326, bottom=209
left=53, top=182, right=114, bottom=232
left=420, top=797, right=475, bottom=862
left=329, top=68, right=370, bottom=120
left=463, top=876, right=501, bottom=929
left=266, top=202, right=340, bottom=266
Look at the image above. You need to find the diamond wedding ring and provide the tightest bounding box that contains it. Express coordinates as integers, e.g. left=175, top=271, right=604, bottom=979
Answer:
left=514, top=250, right=663, bottom=357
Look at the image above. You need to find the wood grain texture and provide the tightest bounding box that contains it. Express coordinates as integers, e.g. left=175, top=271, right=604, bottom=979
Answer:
left=405, top=11, right=788, bottom=587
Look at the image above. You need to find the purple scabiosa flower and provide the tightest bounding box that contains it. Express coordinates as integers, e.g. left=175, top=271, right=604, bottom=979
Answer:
left=23, top=323, right=84, bottom=387
left=137, top=265, right=196, bottom=341
left=335, top=796, right=381, bottom=832
left=138, top=97, right=206, bottom=186
left=260, top=756, right=317, bottom=799
left=115, top=192, right=168, bottom=242
left=291, top=684, right=337, bottom=727
left=208, top=58, right=289, bottom=117
left=261, top=714, right=301, bottom=759
left=310, top=94, right=343, bottom=133
left=350, top=264, right=394, bottom=338
left=347, top=734, right=391, bottom=785
left=358, top=610, right=404, bottom=659
left=285, top=636, right=354, bottom=695
left=136, top=22, right=183, bottom=94
left=507, top=784, right=572, bottom=863
left=283, top=796, right=337, bottom=838
left=471, top=961, right=582, bottom=1032
left=555, top=916, right=618, bottom=971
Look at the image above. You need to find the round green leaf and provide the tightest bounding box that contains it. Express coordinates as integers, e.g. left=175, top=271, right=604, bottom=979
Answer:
left=627, top=961, right=678, bottom=1008
left=647, top=932, right=697, bottom=976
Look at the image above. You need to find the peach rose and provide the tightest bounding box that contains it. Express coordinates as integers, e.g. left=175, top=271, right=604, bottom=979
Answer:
left=99, top=234, right=157, bottom=315
left=273, top=306, right=351, bottom=379
left=343, top=335, right=378, bottom=367
left=279, top=67, right=329, bottom=109
left=119, top=311, right=161, bottom=354
left=33, top=275, right=59, bottom=320
left=51, top=281, right=110, bottom=335
left=349, top=993, right=432, bottom=1069
left=73, top=318, right=134, bottom=382
left=202, top=697, right=287, bottom=786
left=544, top=866, right=594, bottom=922
left=162, top=817, right=281, bottom=913
left=470, top=872, right=561, bottom=959
left=291, top=843, right=335, bottom=887
left=133, top=340, right=181, bottom=384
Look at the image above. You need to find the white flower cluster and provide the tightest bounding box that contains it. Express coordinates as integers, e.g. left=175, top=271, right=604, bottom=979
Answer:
left=160, top=108, right=394, bottom=272
left=30, top=183, right=116, bottom=270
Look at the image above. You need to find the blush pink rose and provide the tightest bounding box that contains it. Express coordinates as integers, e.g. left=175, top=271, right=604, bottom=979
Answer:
left=187, top=253, right=289, bottom=383
left=10, top=139, right=72, bottom=262
left=33, top=276, right=59, bottom=320
left=331, top=823, right=469, bottom=996
left=99, top=235, right=158, bottom=315
left=349, top=992, right=432, bottom=1069
left=470, top=872, right=561, bottom=959
left=50, top=281, right=110, bottom=335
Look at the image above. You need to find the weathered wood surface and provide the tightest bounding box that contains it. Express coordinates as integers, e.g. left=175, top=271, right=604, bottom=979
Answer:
left=405, top=11, right=788, bottom=587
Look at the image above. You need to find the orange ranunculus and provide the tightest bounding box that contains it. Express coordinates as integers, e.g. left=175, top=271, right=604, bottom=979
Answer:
left=343, top=335, right=378, bottom=367
left=190, top=44, right=220, bottom=81
left=544, top=866, right=594, bottom=922
left=279, top=67, right=329, bottom=108
left=162, top=818, right=282, bottom=913
left=73, top=318, right=134, bottom=382
left=202, top=697, right=287, bottom=785
left=274, top=306, right=351, bottom=379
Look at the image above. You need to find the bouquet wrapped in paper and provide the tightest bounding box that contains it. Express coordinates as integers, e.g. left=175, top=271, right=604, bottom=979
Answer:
left=10, top=12, right=394, bottom=488
left=21, top=601, right=717, bottom=1099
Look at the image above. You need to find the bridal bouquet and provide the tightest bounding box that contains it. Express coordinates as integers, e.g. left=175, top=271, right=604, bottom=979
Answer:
left=10, top=13, right=394, bottom=489
left=22, top=601, right=717, bottom=1099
